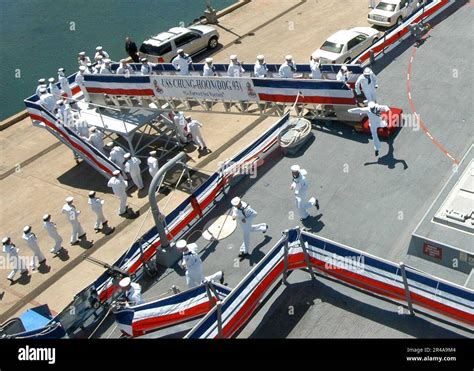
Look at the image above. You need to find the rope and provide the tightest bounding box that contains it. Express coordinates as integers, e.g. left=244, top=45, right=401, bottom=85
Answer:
left=278, top=118, right=312, bottom=148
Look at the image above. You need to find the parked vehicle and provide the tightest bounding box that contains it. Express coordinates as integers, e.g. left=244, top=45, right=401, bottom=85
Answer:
left=312, top=27, right=380, bottom=64
left=139, top=25, right=219, bottom=63
left=368, top=0, right=423, bottom=28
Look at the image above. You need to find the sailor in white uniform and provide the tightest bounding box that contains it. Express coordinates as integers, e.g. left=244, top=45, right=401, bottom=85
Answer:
left=107, top=170, right=129, bottom=215
left=88, top=126, right=105, bottom=154
left=140, top=58, right=156, bottom=75
left=173, top=111, right=189, bottom=143
left=147, top=151, right=159, bottom=178
left=176, top=240, right=224, bottom=288
left=2, top=237, right=28, bottom=281
left=124, top=153, right=144, bottom=190
left=227, top=55, right=245, bottom=77
left=39, top=87, right=57, bottom=112
left=58, top=67, right=73, bottom=102
left=119, top=277, right=143, bottom=306
left=48, top=77, right=62, bottom=100
left=94, top=46, right=110, bottom=61
left=231, top=197, right=268, bottom=257
left=61, top=196, right=86, bottom=245
left=77, top=51, right=91, bottom=67
left=355, top=67, right=378, bottom=103
left=254, top=55, right=268, bottom=77
left=172, top=49, right=193, bottom=76
left=290, top=165, right=318, bottom=221
left=279, top=55, right=297, bottom=78
left=116, top=59, right=134, bottom=75
left=88, top=191, right=108, bottom=231
left=336, top=64, right=351, bottom=86
left=99, top=59, right=114, bottom=74
left=75, top=66, right=90, bottom=102
left=109, top=145, right=127, bottom=173
left=42, top=214, right=63, bottom=254
left=22, top=226, right=46, bottom=270
left=309, top=55, right=322, bottom=79
left=186, top=116, right=207, bottom=150
left=203, top=57, right=216, bottom=77
left=348, top=101, right=390, bottom=156
left=36, top=78, right=47, bottom=97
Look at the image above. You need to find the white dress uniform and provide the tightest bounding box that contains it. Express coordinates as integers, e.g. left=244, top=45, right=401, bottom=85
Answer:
left=62, top=201, right=85, bottom=244
left=89, top=131, right=105, bottom=153
left=279, top=61, right=297, bottom=78
left=172, top=54, right=193, bottom=75
left=355, top=70, right=378, bottom=102
left=48, top=81, right=62, bottom=100
left=88, top=197, right=107, bottom=230
left=124, top=156, right=144, bottom=190
left=57, top=104, right=73, bottom=127
left=254, top=61, right=268, bottom=77
left=3, top=241, right=28, bottom=280
left=78, top=56, right=91, bottom=67
left=99, top=64, right=114, bottom=74
left=109, top=146, right=126, bottom=172
left=36, top=83, right=46, bottom=97
left=188, top=119, right=206, bottom=149
left=22, top=230, right=46, bottom=269
left=95, top=50, right=110, bottom=61
left=43, top=220, right=63, bottom=253
left=116, top=63, right=134, bottom=75
left=39, top=92, right=57, bottom=112
left=179, top=244, right=222, bottom=288
left=291, top=169, right=316, bottom=220
left=74, top=117, right=89, bottom=138
left=203, top=63, right=216, bottom=77
left=75, top=71, right=90, bottom=102
left=310, top=60, right=322, bottom=79
left=173, top=113, right=188, bottom=143
left=232, top=201, right=267, bottom=254
left=107, top=174, right=128, bottom=215
left=348, top=104, right=390, bottom=152
left=58, top=72, right=73, bottom=101
left=125, top=283, right=143, bottom=305
left=336, top=69, right=350, bottom=83
left=227, top=62, right=245, bottom=77
left=140, top=63, right=155, bottom=75
left=147, top=155, right=159, bottom=178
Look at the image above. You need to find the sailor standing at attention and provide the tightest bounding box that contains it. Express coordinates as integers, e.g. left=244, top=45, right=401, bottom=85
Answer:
left=58, top=68, right=73, bottom=102
left=231, top=197, right=268, bottom=258
left=107, top=170, right=129, bottom=216
left=203, top=57, right=216, bottom=77
left=88, top=191, right=108, bottom=232
left=147, top=151, right=159, bottom=178
left=140, top=58, right=156, bottom=75
left=279, top=55, right=297, bottom=78
left=227, top=55, right=245, bottom=77
left=172, top=49, right=193, bottom=76
left=124, top=153, right=144, bottom=190
left=290, top=165, right=319, bottom=221
left=254, top=55, right=269, bottom=77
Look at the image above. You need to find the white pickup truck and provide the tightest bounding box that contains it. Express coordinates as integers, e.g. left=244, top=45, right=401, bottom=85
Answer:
left=368, top=0, right=425, bottom=28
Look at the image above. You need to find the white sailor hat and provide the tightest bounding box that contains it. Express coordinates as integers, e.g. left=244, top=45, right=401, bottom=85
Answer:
left=363, top=67, right=372, bottom=75
left=58, top=67, right=65, bottom=72
left=231, top=196, right=241, bottom=206
left=141, top=57, right=148, bottom=62
left=23, top=225, right=32, bottom=234
left=368, top=101, right=376, bottom=109
left=119, top=277, right=131, bottom=288
left=257, top=55, right=265, bottom=60
left=176, top=239, right=188, bottom=250
left=89, top=126, right=97, bottom=132
left=285, top=55, right=293, bottom=60
left=39, top=87, right=47, bottom=93
left=340, top=65, right=348, bottom=71
left=205, top=57, right=213, bottom=63
left=177, top=48, right=184, bottom=54
left=38, top=78, right=46, bottom=84
left=88, top=191, right=96, bottom=198
left=78, top=51, right=86, bottom=56
left=149, top=150, right=157, bottom=156
left=48, top=77, right=55, bottom=83
left=104, top=59, right=111, bottom=64
left=96, top=46, right=103, bottom=51
left=230, top=54, right=238, bottom=60
left=66, top=196, right=74, bottom=203
left=185, top=115, right=192, bottom=120
left=291, top=164, right=301, bottom=172
left=124, top=153, right=131, bottom=159
left=105, top=141, right=114, bottom=148
left=79, top=66, right=87, bottom=71
left=2, top=237, right=10, bottom=244
left=42, top=214, right=51, bottom=221
left=56, top=99, right=64, bottom=105
left=96, top=55, right=103, bottom=60
left=112, top=169, right=121, bottom=176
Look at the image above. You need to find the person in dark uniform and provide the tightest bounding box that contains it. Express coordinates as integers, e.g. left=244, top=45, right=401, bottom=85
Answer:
left=125, top=37, right=140, bottom=63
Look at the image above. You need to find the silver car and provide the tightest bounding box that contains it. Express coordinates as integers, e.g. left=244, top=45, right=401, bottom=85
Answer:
left=139, top=25, right=220, bottom=63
